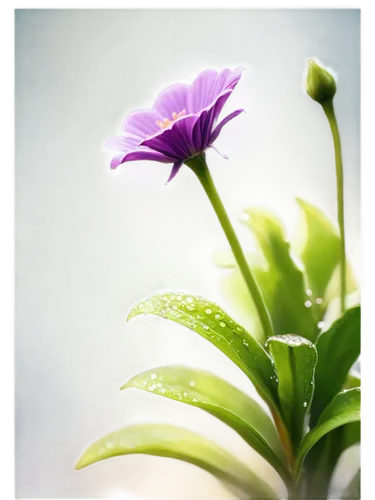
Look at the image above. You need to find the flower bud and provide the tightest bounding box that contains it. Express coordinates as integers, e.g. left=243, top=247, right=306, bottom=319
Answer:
left=305, top=58, right=337, bottom=104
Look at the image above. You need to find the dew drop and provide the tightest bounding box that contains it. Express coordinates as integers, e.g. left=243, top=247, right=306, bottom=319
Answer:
left=189, top=380, right=196, bottom=387
left=205, top=308, right=212, bottom=315
left=242, top=340, right=249, bottom=346
left=186, top=297, right=193, bottom=303
left=305, top=289, right=313, bottom=296
left=150, top=373, right=157, bottom=380
left=318, top=321, right=325, bottom=329
left=219, top=321, right=226, bottom=328
left=177, top=295, right=182, bottom=301
left=160, top=388, right=166, bottom=393
left=236, top=326, right=243, bottom=332
left=316, top=298, right=323, bottom=305
left=172, top=305, right=178, bottom=310
left=215, top=314, right=221, bottom=319
left=305, top=300, right=312, bottom=308
left=303, top=402, right=307, bottom=408
left=203, top=325, right=209, bottom=330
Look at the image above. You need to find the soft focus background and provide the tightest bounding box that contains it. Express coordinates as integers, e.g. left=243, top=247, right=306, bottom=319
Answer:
left=15, top=9, right=360, bottom=499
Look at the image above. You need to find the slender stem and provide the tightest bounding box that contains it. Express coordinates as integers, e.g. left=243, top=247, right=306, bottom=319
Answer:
left=185, top=154, right=274, bottom=340
left=322, top=100, right=346, bottom=314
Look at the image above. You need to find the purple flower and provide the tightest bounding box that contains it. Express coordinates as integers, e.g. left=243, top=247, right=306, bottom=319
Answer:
left=105, top=68, right=245, bottom=182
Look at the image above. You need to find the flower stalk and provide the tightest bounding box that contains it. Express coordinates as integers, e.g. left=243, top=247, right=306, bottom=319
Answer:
left=322, top=100, right=346, bottom=314
left=185, top=153, right=274, bottom=341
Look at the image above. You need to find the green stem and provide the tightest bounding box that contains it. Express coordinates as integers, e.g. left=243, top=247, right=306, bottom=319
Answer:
left=322, top=100, right=346, bottom=314
left=185, top=153, right=274, bottom=341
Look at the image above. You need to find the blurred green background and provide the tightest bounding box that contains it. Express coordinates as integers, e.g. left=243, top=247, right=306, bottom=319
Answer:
left=14, top=8, right=362, bottom=496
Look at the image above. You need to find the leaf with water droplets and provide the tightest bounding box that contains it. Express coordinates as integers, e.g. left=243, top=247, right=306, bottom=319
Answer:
left=127, top=292, right=279, bottom=408
left=122, top=364, right=289, bottom=483
left=266, top=334, right=318, bottom=454
left=239, top=207, right=318, bottom=342
left=75, top=423, right=278, bottom=499
left=311, top=306, right=360, bottom=425
left=291, top=194, right=358, bottom=312
left=296, top=388, right=361, bottom=477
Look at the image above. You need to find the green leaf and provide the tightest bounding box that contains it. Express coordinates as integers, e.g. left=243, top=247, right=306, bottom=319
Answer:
left=292, top=198, right=340, bottom=301
left=75, top=424, right=278, bottom=499
left=324, top=290, right=362, bottom=329
left=341, top=468, right=360, bottom=499
left=240, top=207, right=318, bottom=342
left=122, top=364, right=290, bottom=484
left=266, top=334, right=317, bottom=453
left=324, top=262, right=358, bottom=309
left=311, top=306, right=360, bottom=425
left=127, top=292, right=279, bottom=408
left=296, top=388, right=361, bottom=477
left=343, top=371, right=361, bottom=390
left=217, top=267, right=269, bottom=343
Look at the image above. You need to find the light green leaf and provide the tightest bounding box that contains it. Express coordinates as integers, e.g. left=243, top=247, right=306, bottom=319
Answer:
left=122, top=364, right=290, bottom=484
left=240, top=207, right=318, bottom=342
left=75, top=424, right=278, bottom=499
left=324, top=263, right=358, bottom=309
left=343, top=371, right=361, bottom=390
left=292, top=198, right=340, bottom=301
left=311, top=306, right=360, bottom=425
left=324, top=290, right=362, bottom=329
left=296, top=388, right=361, bottom=476
left=266, top=334, right=317, bottom=453
left=127, top=292, right=279, bottom=408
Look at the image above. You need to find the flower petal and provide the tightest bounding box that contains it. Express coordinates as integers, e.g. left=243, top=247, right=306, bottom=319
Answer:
left=209, top=108, right=245, bottom=144
left=191, top=90, right=233, bottom=152
left=123, top=150, right=174, bottom=164
left=166, top=161, right=183, bottom=184
left=141, top=115, right=200, bottom=160
left=110, top=153, right=127, bottom=169
left=153, top=83, right=190, bottom=119
left=188, top=67, right=245, bottom=113
left=121, top=109, right=162, bottom=139
left=103, top=135, right=139, bottom=152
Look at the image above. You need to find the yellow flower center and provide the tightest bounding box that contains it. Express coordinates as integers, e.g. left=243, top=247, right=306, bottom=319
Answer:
left=156, top=109, right=186, bottom=129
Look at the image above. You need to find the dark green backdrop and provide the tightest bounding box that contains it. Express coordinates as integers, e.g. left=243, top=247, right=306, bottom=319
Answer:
left=14, top=8, right=362, bottom=496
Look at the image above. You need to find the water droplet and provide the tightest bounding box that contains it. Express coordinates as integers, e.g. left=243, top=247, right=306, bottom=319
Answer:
left=316, top=298, right=322, bottom=304
left=186, top=297, right=193, bottom=303
left=160, top=388, right=166, bottom=393
left=189, top=380, right=196, bottom=387
left=306, top=289, right=313, bottom=296
left=177, top=295, right=182, bottom=301
left=150, top=373, right=157, bottom=380
left=205, top=308, right=212, bottom=315
left=318, top=321, right=325, bottom=329
left=305, top=300, right=312, bottom=308
left=203, top=325, right=209, bottom=330
left=219, top=321, right=226, bottom=328
left=192, top=398, right=199, bottom=402
left=236, top=326, right=243, bottom=332
left=172, top=305, right=177, bottom=310
left=215, top=314, right=221, bottom=319
left=303, top=402, right=307, bottom=408
left=239, top=212, right=250, bottom=222
left=197, top=314, right=205, bottom=320
left=242, top=340, right=249, bottom=346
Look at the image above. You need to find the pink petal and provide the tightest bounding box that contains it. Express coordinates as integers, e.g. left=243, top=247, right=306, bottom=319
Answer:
left=153, top=83, right=190, bottom=119
left=209, top=108, right=245, bottom=144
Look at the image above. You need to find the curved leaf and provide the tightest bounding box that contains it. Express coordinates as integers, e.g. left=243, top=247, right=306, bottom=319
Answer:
left=343, top=371, right=361, bottom=390
left=240, top=207, right=318, bottom=342
left=292, top=198, right=340, bottom=301
left=311, top=306, right=360, bottom=425
left=217, top=267, right=269, bottom=343
left=122, top=364, right=290, bottom=483
left=324, top=290, right=363, bottom=330
left=266, top=334, right=317, bottom=453
left=296, top=388, right=361, bottom=476
left=75, top=424, right=278, bottom=499
left=127, top=292, right=279, bottom=408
